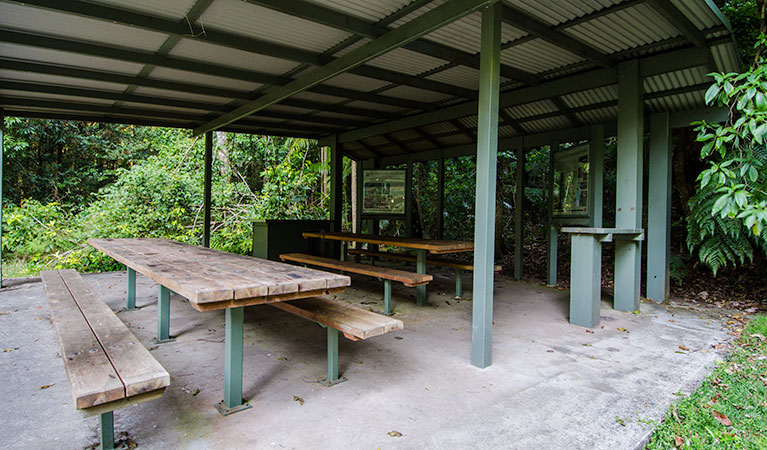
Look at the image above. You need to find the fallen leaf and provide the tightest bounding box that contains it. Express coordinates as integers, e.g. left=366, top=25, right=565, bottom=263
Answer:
left=192, top=388, right=200, bottom=396
left=750, top=333, right=766, bottom=341
left=394, top=336, right=403, bottom=340
left=618, top=327, right=629, bottom=333
left=679, top=346, right=690, bottom=351
left=40, top=383, right=54, bottom=389
left=387, top=431, right=402, bottom=437
left=3, top=347, right=19, bottom=353
left=712, top=410, right=732, bottom=426
left=615, top=416, right=626, bottom=426
left=277, top=356, right=288, bottom=361
left=293, top=395, right=304, bottom=406
left=674, top=436, right=684, bottom=447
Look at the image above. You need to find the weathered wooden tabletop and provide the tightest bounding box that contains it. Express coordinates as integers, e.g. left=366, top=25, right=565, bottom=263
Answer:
left=301, top=231, right=474, bottom=254
left=88, top=238, right=350, bottom=311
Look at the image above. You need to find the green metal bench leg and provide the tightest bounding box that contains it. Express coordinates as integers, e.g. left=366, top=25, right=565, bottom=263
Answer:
left=153, top=285, right=174, bottom=344
left=126, top=267, right=136, bottom=310
left=320, top=327, right=347, bottom=386
left=99, top=411, right=114, bottom=450
left=383, top=279, right=392, bottom=315
left=416, top=249, right=427, bottom=306
left=216, top=306, right=251, bottom=415
left=455, top=268, right=463, bottom=299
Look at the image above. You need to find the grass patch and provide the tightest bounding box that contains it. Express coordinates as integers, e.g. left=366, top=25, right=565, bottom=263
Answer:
left=645, top=315, right=767, bottom=449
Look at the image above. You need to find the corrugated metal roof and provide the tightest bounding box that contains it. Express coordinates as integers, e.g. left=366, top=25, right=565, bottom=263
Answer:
left=131, top=87, right=234, bottom=105
left=147, top=67, right=262, bottom=92
left=169, top=38, right=298, bottom=75
left=509, top=0, right=623, bottom=26
left=0, top=69, right=129, bottom=92
left=308, top=0, right=413, bottom=22
left=91, top=0, right=198, bottom=20
left=0, top=42, right=145, bottom=75
left=381, top=85, right=454, bottom=103
left=501, top=39, right=585, bottom=74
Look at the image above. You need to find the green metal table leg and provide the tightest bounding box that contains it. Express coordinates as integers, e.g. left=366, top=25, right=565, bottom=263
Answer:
left=153, top=285, right=174, bottom=344
left=99, top=411, right=114, bottom=450
left=455, top=268, right=463, bottom=299
left=321, top=327, right=347, bottom=386
left=383, top=279, right=392, bottom=315
left=126, top=267, right=136, bottom=310
left=340, top=242, right=347, bottom=261
left=216, top=307, right=251, bottom=415
left=416, top=249, right=427, bottom=306
left=569, top=234, right=602, bottom=327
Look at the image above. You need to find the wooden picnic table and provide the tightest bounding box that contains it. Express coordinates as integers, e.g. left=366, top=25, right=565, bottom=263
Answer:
left=88, top=237, right=350, bottom=415
left=302, top=231, right=473, bottom=305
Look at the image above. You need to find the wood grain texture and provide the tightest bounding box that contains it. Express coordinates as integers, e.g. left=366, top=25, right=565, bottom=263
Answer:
left=302, top=231, right=474, bottom=254
left=271, top=297, right=404, bottom=340
left=347, top=248, right=502, bottom=272
left=280, top=253, right=433, bottom=287
left=58, top=270, right=170, bottom=397
left=41, top=270, right=125, bottom=409
left=88, top=238, right=350, bottom=309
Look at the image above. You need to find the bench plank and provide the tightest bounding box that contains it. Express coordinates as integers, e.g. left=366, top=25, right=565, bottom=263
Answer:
left=280, top=253, right=432, bottom=287
left=302, top=231, right=473, bottom=254
left=272, top=297, right=403, bottom=340
left=347, top=248, right=502, bottom=272
left=41, top=271, right=125, bottom=409
left=59, top=270, right=170, bottom=397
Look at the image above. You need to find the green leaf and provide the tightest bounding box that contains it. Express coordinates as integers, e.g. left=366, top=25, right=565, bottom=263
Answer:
left=704, top=84, right=721, bottom=104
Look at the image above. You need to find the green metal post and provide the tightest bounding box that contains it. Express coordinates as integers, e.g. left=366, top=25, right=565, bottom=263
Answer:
left=513, top=145, right=525, bottom=280
left=568, top=234, right=602, bottom=327
left=547, top=140, right=560, bottom=287
left=405, top=161, right=413, bottom=237
left=99, top=411, right=114, bottom=450
left=217, top=306, right=251, bottom=414
left=455, top=268, right=463, bottom=299
left=383, top=279, right=392, bottom=315
left=614, top=60, right=643, bottom=312
left=416, top=249, right=427, bottom=306
left=154, top=285, right=173, bottom=343
left=329, top=136, right=343, bottom=258
left=203, top=131, right=213, bottom=248
left=471, top=2, right=501, bottom=369
left=647, top=112, right=671, bottom=302
left=0, top=110, right=4, bottom=289
left=589, top=125, right=605, bottom=227
left=126, top=267, right=136, bottom=310
left=436, top=153, right=445, bottom=240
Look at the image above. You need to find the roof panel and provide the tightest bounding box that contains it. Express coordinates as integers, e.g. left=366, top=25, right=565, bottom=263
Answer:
left=321, top=72, right=393, bottom=92
left=199, top=0, right=354, bottom=53
left=507, top=0, right=622, bottom=26
left=670, top=0, right=720, bottom=30
left=168, top=38, right=298, bottom=76
left=644, top=67, right=709, bottom=94
left=343, top=99, right=409, bottom=113
left=0, top=92, right=115, bottom=106
left=501, top=39, right=584, bottom=74
left=380, top=85, right=453, bottom=103
left=0, top=43, right=145, bottom=75
left=0, top=69, right=129, bottom=92
left=425, top=65, right=480, bottom=90
left=307, top=0, right=412, bottom=22
left=0, top=2, right=169, bottom=52
left=364, top=47, right=449, bottom=76
left=89, top=0, right=198, bottom=20
left=131, top=87, right=234, bottom=105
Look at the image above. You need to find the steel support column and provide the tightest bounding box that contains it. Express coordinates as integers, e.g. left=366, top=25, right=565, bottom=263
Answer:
left=320, top=327, right=347, bottom=386
left=126, top=267, right=136, bottom=310
left=203, top=131, right=213, bottom=248
left=646, top=112, right=671, bottom=301
left=589, top=125, right=605, bottom=227
left=405, top=161, right=413, bottom=237
left=154, top=285, right=173, bottom=343
left=99, top=411, right=114, bottom=450
left=217, top=306, right=251, bottom=415
left=546, top=140, right=559, bottom=287
left=514, top=145, right=525, bottom=280
left=614, top=60, right=644, bottom=312
left=0, top=111, right=4, bottom=288
left=436, top=153, right=445, bottom=240
left=416, top=249, right=427, bottom=306
left=329, top=136, right=343, bottom=258
left=471, top=2, right=501, bottom=369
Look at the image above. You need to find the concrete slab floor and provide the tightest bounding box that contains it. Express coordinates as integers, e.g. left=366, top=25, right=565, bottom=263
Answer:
left=0, top=270, right=734, bottom=450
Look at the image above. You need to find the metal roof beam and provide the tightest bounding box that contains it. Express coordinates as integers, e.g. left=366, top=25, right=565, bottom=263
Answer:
left=245, top=0, right=539, bottom=85
left=498, top=109, right=526, bottom=135
left=1, top=81, right=374, bottom=128
left=646, top=0, right=706, bottom=47
left=0, top=29, right=432, bottom=112
left=334, top=45, right=709, bottom=143
left=0, top=58, right=400, bottom=120
left=192, top=0, right=500, bottom=136
left=550, top=96, right=584, bottom=127
left=501, top=5, right=614, bottom=68
left=4, top=0, right=477, bottom=101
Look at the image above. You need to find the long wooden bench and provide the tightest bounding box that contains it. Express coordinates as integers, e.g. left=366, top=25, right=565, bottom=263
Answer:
left=280, top=253, right=432, bottom=315
left=41, top=269, right=170, bottom=450
left=347, top=248, right=502, bottom=299
left=272, top=296, right=403, bottom=385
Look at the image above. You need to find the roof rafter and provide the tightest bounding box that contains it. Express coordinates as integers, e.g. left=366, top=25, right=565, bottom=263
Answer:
left=646, top=0, right=706, bottom=47
left=0, top=29, right=433, bottom=112
left=245, top=0, right=540, bottom=85
left=192, top=0, right=500, bottom=136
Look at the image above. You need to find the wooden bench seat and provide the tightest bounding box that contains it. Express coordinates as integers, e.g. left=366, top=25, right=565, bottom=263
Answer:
left=347, top=248, right=502, bottom=299
left=272, top=296, right=403, bottom=385
left=41, top=269, right=170, bottom=450
left=280, top=253, right=433, bottom=314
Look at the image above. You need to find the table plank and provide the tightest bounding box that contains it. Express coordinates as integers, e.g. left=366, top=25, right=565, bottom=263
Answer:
left=41, top=271, right=125, bottom=409
left=302, top=231, right=473, bottom=254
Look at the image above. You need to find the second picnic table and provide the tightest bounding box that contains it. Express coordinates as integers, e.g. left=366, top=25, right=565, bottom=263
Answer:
left=88, top=237, right=350, bottom=415
left=302, top=231, right=474, bottom=305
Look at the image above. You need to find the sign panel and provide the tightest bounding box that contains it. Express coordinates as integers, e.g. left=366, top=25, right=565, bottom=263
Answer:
left=553, top=143, right=590, bottom=218
left=363, top=169, right=406, bottom=216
